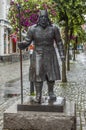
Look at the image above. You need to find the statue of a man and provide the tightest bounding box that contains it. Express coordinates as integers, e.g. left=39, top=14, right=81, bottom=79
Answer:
left=18, top=10, right=65, bottom=103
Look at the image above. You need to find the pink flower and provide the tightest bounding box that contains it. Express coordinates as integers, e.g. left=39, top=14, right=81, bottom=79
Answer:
left=24, top=0, right=28, bottom=2
left=10, top=0, right=14, bottom=5
left=29, top=13, right=38, bottom=23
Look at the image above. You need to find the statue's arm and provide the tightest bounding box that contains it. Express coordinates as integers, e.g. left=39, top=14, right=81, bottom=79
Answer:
left=54, top=25, right=65, bottom=61
left=18, top=27, right=33, bottom=50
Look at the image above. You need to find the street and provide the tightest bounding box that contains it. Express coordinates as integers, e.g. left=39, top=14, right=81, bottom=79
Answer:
left=0, top=51, right=86, bottom=129
left=0, top=60, right=30, bottom=130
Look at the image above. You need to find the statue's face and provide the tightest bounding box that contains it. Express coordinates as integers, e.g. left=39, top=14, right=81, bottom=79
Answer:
left=39, top=15, right=49, bottom=28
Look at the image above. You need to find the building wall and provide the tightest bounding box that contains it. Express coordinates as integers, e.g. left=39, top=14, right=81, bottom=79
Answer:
left=0, top=0, right=6, bottom=19
left=0, top=0, right=28, bottom=56
left=0, top=25, right=4, bottom=55
left=0, top=0, right=12, bottom=55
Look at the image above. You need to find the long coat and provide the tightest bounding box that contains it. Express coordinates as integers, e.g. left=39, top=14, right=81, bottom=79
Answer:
left=19, top=24, right=65, bottom=82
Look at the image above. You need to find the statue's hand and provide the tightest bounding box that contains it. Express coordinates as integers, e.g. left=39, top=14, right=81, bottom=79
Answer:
left=18, top=41, right=26, bottom=50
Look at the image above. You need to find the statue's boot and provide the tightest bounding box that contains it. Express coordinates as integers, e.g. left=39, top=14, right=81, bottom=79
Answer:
left=47, top=81, right=56, bottom=101
left=35, top=82, right=43, bottom=104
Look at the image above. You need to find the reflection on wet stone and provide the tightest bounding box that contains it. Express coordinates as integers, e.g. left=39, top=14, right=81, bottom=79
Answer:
left=4, top=81, right=20, bottom=98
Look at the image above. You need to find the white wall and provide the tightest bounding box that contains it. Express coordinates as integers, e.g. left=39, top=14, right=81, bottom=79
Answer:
left=0, top=26, right=4, bottom=55
left=0, top=0, right=7, bottom=19
left=0, top=0, right=11, bottom=55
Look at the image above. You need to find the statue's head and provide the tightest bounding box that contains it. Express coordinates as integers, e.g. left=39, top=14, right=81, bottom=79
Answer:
left=38, top=10, right=51, bottom=28
left=39, top=10, right=48, bottom=17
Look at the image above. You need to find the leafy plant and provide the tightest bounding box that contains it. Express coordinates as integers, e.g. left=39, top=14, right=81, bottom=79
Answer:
left=8, top=0, right=58, bottom=33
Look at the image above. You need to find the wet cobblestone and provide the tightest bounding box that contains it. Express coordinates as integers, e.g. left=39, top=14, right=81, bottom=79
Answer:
left=0, top=52, right=86, bottom=130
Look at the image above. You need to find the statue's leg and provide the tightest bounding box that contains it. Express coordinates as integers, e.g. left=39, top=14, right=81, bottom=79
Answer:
left=30, top=81, right=34, bottom=95
left=47, top=80, right=56, bottom=101
left=35, top=81, right=43, bottom=103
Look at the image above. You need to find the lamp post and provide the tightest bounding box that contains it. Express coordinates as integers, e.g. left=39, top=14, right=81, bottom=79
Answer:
left=17, top=4, right=23, bottom=104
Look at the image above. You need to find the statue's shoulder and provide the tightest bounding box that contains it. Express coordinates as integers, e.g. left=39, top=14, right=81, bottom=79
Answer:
left=52, top=24, right=60, bottom=30
left=28, top=24, right=37, bottom=31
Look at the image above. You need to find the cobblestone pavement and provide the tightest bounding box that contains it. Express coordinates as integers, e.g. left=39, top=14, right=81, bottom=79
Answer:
left=0, top=51, right=86, bottom=130
left=0, top=60, right=30, bottom=130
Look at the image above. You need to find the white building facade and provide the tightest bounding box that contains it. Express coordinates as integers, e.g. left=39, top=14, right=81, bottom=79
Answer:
left=0, top=0, right=13, bottom=55
left=0, top=0, right=31, bottom=62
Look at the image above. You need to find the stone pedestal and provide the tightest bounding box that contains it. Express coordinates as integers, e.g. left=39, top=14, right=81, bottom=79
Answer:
left=17, top=96, right=65, bottom=112
left=3, top=96, right=76, bottom=130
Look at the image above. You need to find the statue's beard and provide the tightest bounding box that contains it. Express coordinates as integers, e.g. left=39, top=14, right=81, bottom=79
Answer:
left=39, top=21, right=48, bottom=28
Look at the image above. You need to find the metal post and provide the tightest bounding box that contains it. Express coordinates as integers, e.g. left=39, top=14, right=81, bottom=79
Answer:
left=17, top=4, right=23, bottom=104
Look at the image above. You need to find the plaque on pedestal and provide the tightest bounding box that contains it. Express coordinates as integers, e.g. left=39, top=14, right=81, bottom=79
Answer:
left=17, top=96, right=65, bottom=112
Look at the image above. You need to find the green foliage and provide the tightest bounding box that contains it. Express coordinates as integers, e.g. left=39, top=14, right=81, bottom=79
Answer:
left=53, top=0, right=86, bottom=44
left=53, top=0, right=86, bottom=26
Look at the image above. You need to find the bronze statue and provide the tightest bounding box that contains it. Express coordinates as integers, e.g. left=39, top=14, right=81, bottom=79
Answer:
left=29, top=43, right=35, bottom=95
left=18, top=10, right=65, bottom=103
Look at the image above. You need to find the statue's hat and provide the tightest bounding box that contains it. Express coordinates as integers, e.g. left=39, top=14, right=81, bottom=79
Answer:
left=39, top=10, right=48, bottom=17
